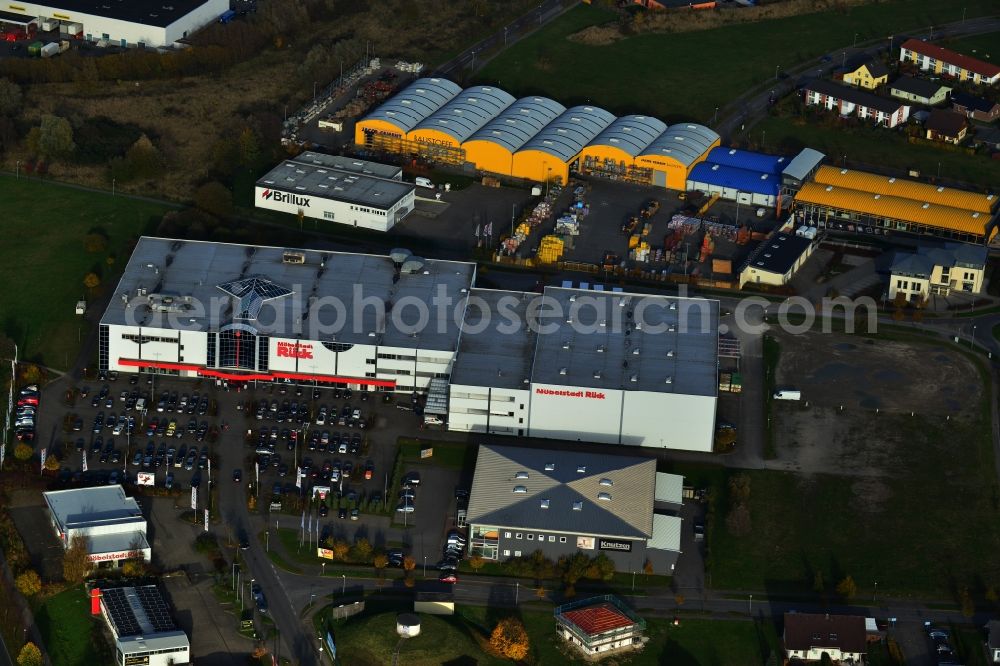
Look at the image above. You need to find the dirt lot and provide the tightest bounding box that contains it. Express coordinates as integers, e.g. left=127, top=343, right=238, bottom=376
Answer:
left=769, top=330, right=981, bottom=479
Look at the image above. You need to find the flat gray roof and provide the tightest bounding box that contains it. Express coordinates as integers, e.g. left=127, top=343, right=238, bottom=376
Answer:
left=782, top=147, right=825, bottom=182
left=89, top=531, right=149, bottom=555
left=44, top=486, right=143, bottom=531
left=467, top=444, right=656, bottom=539
left=290, top=152, right=402, bottom=180
left=452, top=289, right=537, bottom=389
left=530, top=288, right=719, bottom=396
left=101, top=238, right=476, bottom=352
left=257, top=161, right=413, bottom=210
left=117, top=632, right=189, bottom=654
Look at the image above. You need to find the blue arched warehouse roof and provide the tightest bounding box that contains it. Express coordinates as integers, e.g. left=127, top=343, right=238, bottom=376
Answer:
left=516, top=105, right=616, bottom=162
left=359, top=78, right=462, bottom=134
left=411, top=86, right=516, bottom=143
left=586, top=115, right=668, bottom=157
left=641, top=123, right=720, bottom=166
left=465, top=96, right=566, bottom=153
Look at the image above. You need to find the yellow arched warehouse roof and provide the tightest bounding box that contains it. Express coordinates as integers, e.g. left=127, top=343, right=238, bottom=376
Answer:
left=465, top=96, right=567, bottom=153
left=516, top=105, right=616, bottom=163
left=797, top=181, right=992, bottom=236
left=640, top=123, right=721, bottom=167
left=812, top=166, right=997, bottom=214
left=410, top=86, right=516, bottom=144
left=358, top=78, right=462, bottom=135
left=586, top=115, right=668, bottom=158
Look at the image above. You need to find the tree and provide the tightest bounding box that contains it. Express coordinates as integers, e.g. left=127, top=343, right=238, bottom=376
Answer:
left=123, top=134, right=164, bottom=180
left=960, top=586, right=975, bottom=618
left=0, top=78, right=22, bottom=117
left=43, top=454, right=59, bottom=471
left=83, top=232, right=109, bottom=253
left=330, top=540, right=349, bottom=562
left=16, top=642, right=42, bottom=666
left=986, top=585, right=999, bottom=603
left=812, top=570, right=825, bottom=595
left=469, top=553, right=485, bottom=571
left=350, top=538, right=373, bottom=564
left=122, top=559, right=146, bottom=577
left=728, top=473, right=751, bottom=503
left=194, top=181, right=233, bottom=218
left=13, top=443, right=33, bottom=461
left=373, top=554, right=388, bottom=571
left=912, top=296, right=928, bottom=323
left=489, top=617, right=530, bottom=661
left=643, top=560, right=655, bottom=575
left=15, top=570, right=41, bottom=596
left=28, top=115, right=75, bottom=160
left=403, top=575, right=415, bottom=588
left=674, top=593, right=685, bottom=605
left=535, top=585, right=546, bottom=599
left=835, top=575, right=857, bottom=600
left=83, top=273, right=101, bottom=289
left=237, top=127, right=261, bottom=170
left=62, top=534, right=92, bottom=584
left=402, top=555, right=416, bottom=573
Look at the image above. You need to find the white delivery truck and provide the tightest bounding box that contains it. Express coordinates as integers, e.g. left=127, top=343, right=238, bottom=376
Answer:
left=414, top=177, right=433, bottom=189
left=773, top=389, right=801, bottom=401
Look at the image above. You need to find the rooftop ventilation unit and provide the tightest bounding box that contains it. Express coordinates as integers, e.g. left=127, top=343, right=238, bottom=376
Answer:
left=559, top=367, right=568, bottom=375
left=597, top=492, right=612, bottom=501
left=282, top=251, right=306, bottom=264
left=572, top=502, right=583, bottom=511
left=540, top=499, right=550, bottom=509
left=665, top=376, right=673, bottom=384
left=513, top=485, right=527, bottom=494
left=544, top=463, right=555, bottom=471
left=577, top=465, right=586, bottom=473
left=400, top=257, right=425, bottom=273
left=599, top=478, right=613, bottom=487
left=514, top=471, right=529, bottom=479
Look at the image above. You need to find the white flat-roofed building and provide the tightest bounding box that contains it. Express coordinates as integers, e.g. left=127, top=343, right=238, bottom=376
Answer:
left=255, top=156, right=415, bottom=232
left=99, top=585, right=190, bottom=665
left=99, top=238, right=475, bottom=394
left=43, top=486, right=150, bottom=564
left=449, top=287, right=719, bottom=452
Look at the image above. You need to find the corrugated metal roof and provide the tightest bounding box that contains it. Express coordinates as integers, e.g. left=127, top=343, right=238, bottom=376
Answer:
left=411, top=85, right=516, bottom=143
left=648, top=514, right=682, bottom=552
left=466, top=444, right=656, bottom=539
left=782, top=148, right=825, bottom=182
left=586, top=115, right=668, bottom=157
left=517, top=105, right=616, bottom=162
left=688, top=162, right=780, bottom=196
left=654, top=473, right=683, bottom=505
left=796, top=182, right=992, bottom=236
left=358, top=78, right=462, bottom=134
left=812, top=166, right=997, bottom=214
left=465, top=96, right=566, bottom=153
left=640, top=123, right=719, bottom=166
left=703, top=147, right=785, bottom=174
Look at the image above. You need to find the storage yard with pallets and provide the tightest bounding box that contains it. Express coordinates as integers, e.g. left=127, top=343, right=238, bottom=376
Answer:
left=497, top=178, right=769, bottom=283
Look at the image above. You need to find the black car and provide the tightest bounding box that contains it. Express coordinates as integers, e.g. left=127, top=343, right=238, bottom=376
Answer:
left=338, top=507, right=347, bottom=519
left=319, top=503, right=328, bottom=517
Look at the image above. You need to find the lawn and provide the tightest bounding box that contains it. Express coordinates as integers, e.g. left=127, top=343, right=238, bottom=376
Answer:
left=750, top=115, right=1000, bottom=189
left=0, top=176, right=169, bottom=369
left=698, top=345, right=1000, bottom=598
left=478, top=1, right=998, bottom=122
left=34, top=584, right=107, bottom=666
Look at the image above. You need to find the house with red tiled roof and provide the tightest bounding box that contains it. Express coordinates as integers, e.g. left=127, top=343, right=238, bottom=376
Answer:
left=784, top=612, right=867, bottom=664
left=899, top=39, right=1000, bottom=85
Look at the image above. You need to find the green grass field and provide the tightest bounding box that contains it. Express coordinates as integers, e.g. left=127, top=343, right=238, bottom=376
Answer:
left=478, top=1, right=998, bottom=122
left=940, top=30, right=1000, bottom=62
left=0, top=176, right=169, bottom=369
left=34, top=585, right=105, bottom=666
left=691, top=345, right=1000, bottom=598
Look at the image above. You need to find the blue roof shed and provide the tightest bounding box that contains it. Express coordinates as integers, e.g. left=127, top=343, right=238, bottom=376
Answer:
left=687, top=162, right=781, bottom=196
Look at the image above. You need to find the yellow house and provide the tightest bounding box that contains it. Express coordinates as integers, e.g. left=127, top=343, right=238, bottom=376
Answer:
left=842, top=60, right=890, bottom=90
left=889, top=243, right=987, bottom=301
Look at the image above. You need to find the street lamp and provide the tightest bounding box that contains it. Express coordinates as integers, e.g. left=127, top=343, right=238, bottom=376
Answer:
left=712, top=106, right=719, bottom=125
left=423, top=556, right=427, bottom=578
left=853, top=32, right=858, bottom=47
left=313, top=81, right=317, bottom=102
left=112, top=178, right=116, bottom=197
left=873, top=580, right=878, bottom=603
left=321, top=561, right=326, bottom=577
left=515, top=581, right=519, bottom=605
left=748, top=593, right=753, bottom=615
left=341, top=574, right=346, bottom=596
left=774, top=64, right=780, bottom=81
left=15, top=160, right=20, bottom=179
left=971, top=325, right=977, bottom=349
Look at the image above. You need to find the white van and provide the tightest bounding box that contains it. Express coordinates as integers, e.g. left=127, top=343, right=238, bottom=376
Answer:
left=414, top=177, right=433, bottom=189
left=773, top=390, right=801, bottom=401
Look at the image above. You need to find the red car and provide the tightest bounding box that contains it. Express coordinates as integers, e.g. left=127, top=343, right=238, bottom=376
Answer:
left=438, top=573, right=458, bottom=584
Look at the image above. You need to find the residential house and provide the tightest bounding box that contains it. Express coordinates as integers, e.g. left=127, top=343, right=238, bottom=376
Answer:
left=889, top=242, right=988, bottom=301
left=951, top=91, right=1000, bottom=123
left=899, top=39, right=1000, bottom=85
left=972, top=127, right=1000, bottom=151
left=842, top=60, right=890, bottom=89
left=784, top=613, right=867, bottom=664
left=555, top=596, right=648, bottom=659
left=925, top=109, right=969, bottom=145
left=987, top=620, right=1000, bottom=664
left=804, top=79, right=911, bottom=128
left=889, top=76, right=952, bottom=106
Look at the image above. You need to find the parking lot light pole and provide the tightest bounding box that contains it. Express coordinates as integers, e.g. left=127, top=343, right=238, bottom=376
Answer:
left=873, top=580, right=878, bottom=603
left=748, top=594, right=753, bottom=615
left=321, top=562, right=326, bottom=578
left=341, top=574, right=346, bottom=596
left=423, top=556, right=427, bottom=578
left=15, top=160, right=20, bottom=179
left=515, top=582, right=519, bottom=605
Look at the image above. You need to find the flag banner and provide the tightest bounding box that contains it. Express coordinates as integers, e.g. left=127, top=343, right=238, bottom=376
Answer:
left=191, top=485, right=198, bottom=511
left=40, top=447, right=47, bottom=474
left=136, top=472, right=155, bottom=486
left=204, top=509, right=209, bottom=532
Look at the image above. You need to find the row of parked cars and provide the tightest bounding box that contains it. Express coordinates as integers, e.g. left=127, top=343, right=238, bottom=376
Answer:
left=14, top=385, right=39, bottom=442
left=436, top=529, right=466, bottom=584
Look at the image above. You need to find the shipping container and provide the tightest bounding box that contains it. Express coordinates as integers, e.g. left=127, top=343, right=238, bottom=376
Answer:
left=40, top=42, right=59, bottom=57
left=27, top=41, right=43, bottom=56
left=219, top=9, right=236, bottom=23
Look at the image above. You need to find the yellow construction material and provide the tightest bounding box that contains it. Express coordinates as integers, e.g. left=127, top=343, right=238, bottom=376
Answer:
left=629, top=235, right=640, bottom=249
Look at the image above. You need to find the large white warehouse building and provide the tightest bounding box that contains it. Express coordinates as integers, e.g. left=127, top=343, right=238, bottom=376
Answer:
left=255, top=153, right=415, bottom=232
left=3, top=0, right=227, bottom=47
left=43, top=486, right=151, bottom=565
left=101, top=239, right=719, bottom=452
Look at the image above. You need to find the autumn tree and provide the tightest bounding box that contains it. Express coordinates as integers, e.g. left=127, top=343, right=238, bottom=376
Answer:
left=62, top=535, right=92, bottom=584
left=124, top=134, right=164, bottom=180
left=122, top=558, right=146, bottom=577
left=330, top=539, right=349, bottom=562
left=26, top=114, right=75, bottom=160
left=469, top=553, right=485, bottom=571
left=43, top=454, right=59, bottom=471
left=835, top=575, right=857, bottom=600
left=373, top=554, right=388, bottom=572
left=0, top=78, right=21, bottom=116
left=16, top=642, right=42, bottom=666
left=15, top=570, right=41, bottom=596
left=402, top=555, right=416, bottom=573
left=194, top=181, right=233, bottom=218
left=489, top=617, right=530, bottom=661
left=84, top=273, right=101, bottom=290
left=14, top=443, right=33, bottom=461
left=83, top=230, right=109, bottom=253
left=350, top=537, right=373, bottom=564
left=643, top=560, right=655, bottom=575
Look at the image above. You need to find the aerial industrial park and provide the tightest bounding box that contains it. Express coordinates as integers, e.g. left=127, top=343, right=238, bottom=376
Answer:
left=1, top=1, right=1000, bottom=665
